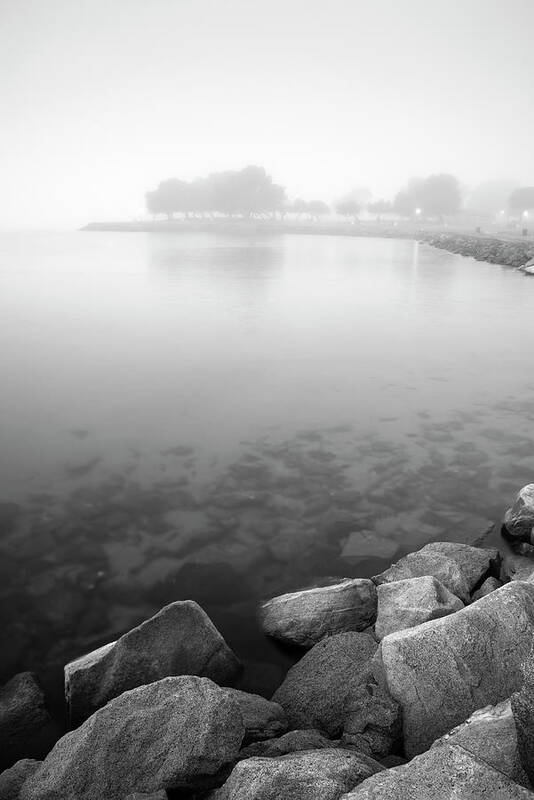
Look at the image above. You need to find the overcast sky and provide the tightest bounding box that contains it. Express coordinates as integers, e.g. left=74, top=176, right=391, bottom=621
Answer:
left=1, top=0, right=533, bottom=227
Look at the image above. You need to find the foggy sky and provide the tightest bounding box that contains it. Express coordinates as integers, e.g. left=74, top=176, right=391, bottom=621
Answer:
left=1, top=0, right=533, bottom=228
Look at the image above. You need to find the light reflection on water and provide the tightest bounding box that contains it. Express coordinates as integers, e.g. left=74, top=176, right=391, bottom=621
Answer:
left=1, top=230, right=534, bottom=709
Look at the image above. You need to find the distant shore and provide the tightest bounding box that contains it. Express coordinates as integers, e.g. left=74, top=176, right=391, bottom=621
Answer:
left=81, top=219, right=534, bottom=269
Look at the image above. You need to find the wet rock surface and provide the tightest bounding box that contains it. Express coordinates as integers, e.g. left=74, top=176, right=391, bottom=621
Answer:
left=260, top=579, right=377, bottom=647
left=210, top=748, right=384, bottom=800
left=340, top=743, right=534, bottom=799
left=64, top=600, right=241, bottom=725
left=0, top=673, right=56, bottom=771
left=20, top=677, right=244, bottom=800
left=378, top=581, right=534, bottom=756
left=272, top=632, right=378, bottom=736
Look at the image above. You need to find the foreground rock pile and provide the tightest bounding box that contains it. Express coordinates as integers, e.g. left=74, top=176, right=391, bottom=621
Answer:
left=423, top=232, right=534, bottom=270
left=3, top=483, right=534, bottom=798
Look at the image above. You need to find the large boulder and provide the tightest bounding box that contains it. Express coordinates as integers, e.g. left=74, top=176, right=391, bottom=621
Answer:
left=239, top=729, right=337, bottom=759
left=504, top=485, right=534, bottom=543
left=0, top=673, right=56, bottom=770
left=211, top=749, right=384, bottom=800
left=20, top=676, right=245, bottom=800
left=433, top=700, right=530, bottom=789
left=65, top=600, right=241, bottom=725
left=339, top=743, right=533, bottom=799
left=511, top=646, right=534, bottom=787
left=0, top=760, right=40, bottom=800
left=377, top=581, right=534, bottom=756
left=373, top=541, right=499, bottom=602
left=224, top=689, right=287, bottom=743
left=341, top=681, right=402, bottom=759
left=272, top=632, right=378, bottom=736
left=260, top=579, right=377, bottom=647
left=375, top=576, right=463, bottom=640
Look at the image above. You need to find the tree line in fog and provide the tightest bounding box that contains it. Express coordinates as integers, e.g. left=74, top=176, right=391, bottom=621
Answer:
left=146, top=166, right=534, bottom=221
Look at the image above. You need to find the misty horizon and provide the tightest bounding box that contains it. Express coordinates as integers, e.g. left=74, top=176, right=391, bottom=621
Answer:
left=1, top=0, right=534, bottom=228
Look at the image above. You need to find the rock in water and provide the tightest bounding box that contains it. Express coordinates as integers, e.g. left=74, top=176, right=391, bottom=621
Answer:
left=0, top=673, right=55, bottom=770
left=433, top=700, right=530, bottom=789
left=224, top=689, right=287, bottom=743
left=504, top=485, right=534, bottom=543
left=511, top=647, right=534, bottom=787
left=211, top=749, right=384, bottom=800
left=374, top=576, right=463, bottom=640
left=341, top=682, right=402, bottom=759
left=272, top=632, right=378, bottom=736
left=373, top=541, right=499, bottom=602
left=260, top=579, right=377, bottom=647
left=20, top=676, right=245, bottom=800
left=339, top=743, right=533, bottom=799
left=0, top=759, right=41, bottom=800
left=65, top=600, right=241, bottom=725
left=377, top=581, right=534, bottom=756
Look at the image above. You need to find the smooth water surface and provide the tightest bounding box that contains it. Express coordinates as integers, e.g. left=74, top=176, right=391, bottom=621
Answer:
left=1, top=230, right=534, bottom=704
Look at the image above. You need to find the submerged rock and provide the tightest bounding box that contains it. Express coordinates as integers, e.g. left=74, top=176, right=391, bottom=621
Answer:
left=211, top=749, right=384, bottom=800
left=239, top=729, right=336, bottom=759
left=21, top=677, right=244, bottom=800
left=433, top=700, right=530, bottom=789
left=373, top=541, right=500, bottom=602
left=0, top=673, right=55, bottom=771
left=260, top=579, right=377, bottom=647
left=375, top=576, right=463, bottom=640
left=377, top=581, right=534, bottom=756
left=65, top=600, right=241, bottom=725
left=272, top=632, right=378, bottom=736
left=340, top=743, right=533, bottom=799
left=224, top=689, right=287, bottom=743
left=504, top=485, right=534, bottom=543
left=341, top=681, right=402, bottom=759
left=511, top=647, right=534, bottom=787
left=0, top=760, right=41, bottom=800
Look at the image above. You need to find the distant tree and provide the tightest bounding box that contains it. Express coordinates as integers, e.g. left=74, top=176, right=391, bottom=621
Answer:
left=145, top=166, right=286, bottom=219
left=419, top=174, right=462, bottom=219
left=306, top=200, right=330, bottom=220
left=367, top=199, right=392, bottom=221
left=291, top=198, right=309, bottom=218
left=466, top=179, right=517, bottom=216
left=508, top=187, right=534, bottom=213
left=345, top=187, right=372, bottom=206
left=145, top=178, right=191, bottom=219
left=393, top=189, right=417, bottom=218
left=336, top=199, right=361, bottom=221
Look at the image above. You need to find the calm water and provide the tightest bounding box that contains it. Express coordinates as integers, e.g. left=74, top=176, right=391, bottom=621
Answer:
left=1, top=230, right=534, bottom=708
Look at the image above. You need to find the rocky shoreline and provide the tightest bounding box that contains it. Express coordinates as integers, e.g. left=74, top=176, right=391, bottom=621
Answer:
left=2, top=484, right=534, bottom=798
left=422, top=232, right=534, bottom=272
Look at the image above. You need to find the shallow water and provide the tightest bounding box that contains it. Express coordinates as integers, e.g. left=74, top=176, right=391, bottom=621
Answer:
left=1, top=230, right=534, bottom=710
